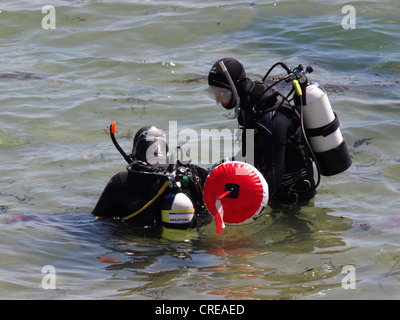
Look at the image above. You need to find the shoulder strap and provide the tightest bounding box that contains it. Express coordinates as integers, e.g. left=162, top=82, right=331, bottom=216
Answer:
left=250, top=81, right=294, bottom=116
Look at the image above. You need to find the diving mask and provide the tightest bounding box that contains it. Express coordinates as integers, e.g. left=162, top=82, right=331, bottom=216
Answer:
left=206, top=85, right=232, bottom=108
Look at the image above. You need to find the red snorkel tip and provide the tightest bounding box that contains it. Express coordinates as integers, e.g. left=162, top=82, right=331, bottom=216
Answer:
left=110, top=121, right=116, bottom=134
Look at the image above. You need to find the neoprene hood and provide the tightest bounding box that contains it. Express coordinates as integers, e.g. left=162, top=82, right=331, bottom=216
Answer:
left=208, top=58, right=246, bottom=89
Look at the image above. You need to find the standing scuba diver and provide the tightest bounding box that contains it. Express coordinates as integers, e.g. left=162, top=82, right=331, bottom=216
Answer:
left=92, top=124, right=211, bottom=230
left=206, top=58, right=351, bottom=205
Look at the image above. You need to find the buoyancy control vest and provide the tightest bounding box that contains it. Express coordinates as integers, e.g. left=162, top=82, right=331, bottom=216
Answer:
left=238, top=80, right=288, bottom=128
left=125, top=161, right=209, bottom=229
left=251, top=81, right=317, bottom=198
left=238, top=80, right=314, bottom=174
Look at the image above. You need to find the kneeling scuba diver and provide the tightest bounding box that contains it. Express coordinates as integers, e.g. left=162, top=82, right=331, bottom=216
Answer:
left=92, top=122, right=211, bottom=231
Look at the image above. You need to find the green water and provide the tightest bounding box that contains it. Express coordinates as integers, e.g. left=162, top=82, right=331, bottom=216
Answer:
left=0, top=0, right=399, bottom=300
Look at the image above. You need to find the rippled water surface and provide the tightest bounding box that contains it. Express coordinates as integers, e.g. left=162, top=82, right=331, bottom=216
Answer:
left=0, top=0, right=399, bottom=300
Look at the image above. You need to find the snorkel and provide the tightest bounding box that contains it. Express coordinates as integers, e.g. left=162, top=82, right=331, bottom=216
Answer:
left=218, top=60, right=241, bottom=119
left=110, top=121, right=133, bottom=164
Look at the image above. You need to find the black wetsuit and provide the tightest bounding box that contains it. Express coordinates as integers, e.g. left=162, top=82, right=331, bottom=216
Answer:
left=92, top=163, right=211, bottom=228
left=237, top=79, right=316, bottom=204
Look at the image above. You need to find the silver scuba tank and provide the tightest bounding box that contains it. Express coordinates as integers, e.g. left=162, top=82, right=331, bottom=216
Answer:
left=303, top=84, right=352, bottom=176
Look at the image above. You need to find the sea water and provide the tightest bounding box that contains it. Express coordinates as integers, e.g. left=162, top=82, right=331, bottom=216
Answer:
left=0, top=0, right=399, bottom=300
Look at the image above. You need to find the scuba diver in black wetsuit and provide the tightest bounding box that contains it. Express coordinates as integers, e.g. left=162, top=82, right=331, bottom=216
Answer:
left=92, top=124, right=211, bottom=230
left=207, top=58, right=352, bottom=205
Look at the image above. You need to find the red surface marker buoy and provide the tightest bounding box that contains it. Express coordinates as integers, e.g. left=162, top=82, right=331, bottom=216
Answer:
left=203, top=161, right=268, bottom=234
